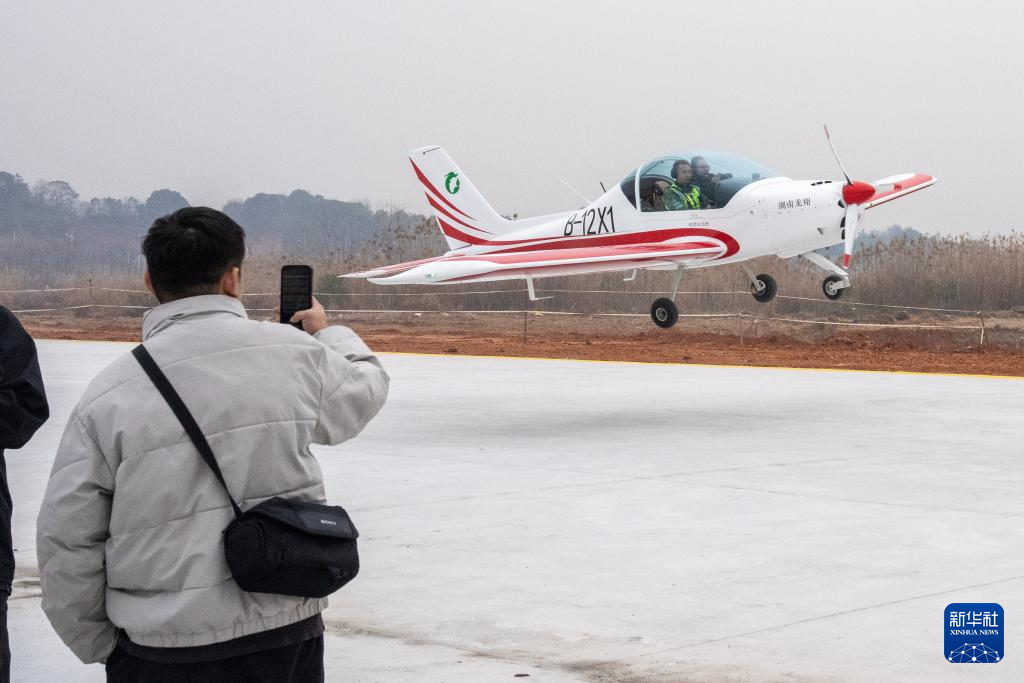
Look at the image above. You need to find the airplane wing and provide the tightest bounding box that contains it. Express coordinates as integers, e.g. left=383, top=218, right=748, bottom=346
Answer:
left=344, top=240, right=727, bottom=284
left=865, top=173, right=936, bottom=209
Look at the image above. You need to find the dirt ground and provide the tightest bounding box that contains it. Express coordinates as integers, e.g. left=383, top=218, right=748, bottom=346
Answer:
left=20, top=310, right=1024, bottom=377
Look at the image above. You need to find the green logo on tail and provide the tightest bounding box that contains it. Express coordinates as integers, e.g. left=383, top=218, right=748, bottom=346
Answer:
left=444, top=171, right=460, bottom=195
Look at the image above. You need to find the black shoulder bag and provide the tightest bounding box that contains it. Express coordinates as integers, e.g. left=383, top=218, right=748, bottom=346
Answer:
left=132, top=345, right=359, bottom=598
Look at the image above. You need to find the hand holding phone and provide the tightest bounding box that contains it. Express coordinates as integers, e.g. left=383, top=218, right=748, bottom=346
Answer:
left=280, top=265, right=313, bottom=329
left=289, top=297, right=328, bottom=335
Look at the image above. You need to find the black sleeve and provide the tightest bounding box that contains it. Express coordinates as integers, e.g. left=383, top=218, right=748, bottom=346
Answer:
left=0, top=307, right=49, bottom=449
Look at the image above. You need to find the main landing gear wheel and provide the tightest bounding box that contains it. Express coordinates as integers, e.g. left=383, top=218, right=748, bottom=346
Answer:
left=823, top=275, right=846, bottom=300
left=750, top=273, right=777, bottom=303
left=650, top=298, right=679, bottom=328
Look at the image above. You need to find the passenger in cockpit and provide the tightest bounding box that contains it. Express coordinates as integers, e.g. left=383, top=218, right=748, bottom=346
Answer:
left=663, top=160, right=706, bottom=211
left=691, top=156, right=718, bottom=207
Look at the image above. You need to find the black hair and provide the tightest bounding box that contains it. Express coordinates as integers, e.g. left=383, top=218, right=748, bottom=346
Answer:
left=671, top=159, right=691, bottom=178
left=142, top=207, right=246, bottom=303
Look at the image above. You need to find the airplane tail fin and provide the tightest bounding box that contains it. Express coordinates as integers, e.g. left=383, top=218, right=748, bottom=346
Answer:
left=409, top=146, right=514, bottom=250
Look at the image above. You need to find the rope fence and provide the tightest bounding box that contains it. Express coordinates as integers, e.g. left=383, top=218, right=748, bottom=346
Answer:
left=0, top=283, right=1009, bottom=346
left=0, top=282, right=987, bottom=313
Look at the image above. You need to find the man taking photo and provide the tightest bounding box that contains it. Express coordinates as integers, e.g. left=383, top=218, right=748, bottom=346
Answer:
left=37, top=207, right=389, bottom=682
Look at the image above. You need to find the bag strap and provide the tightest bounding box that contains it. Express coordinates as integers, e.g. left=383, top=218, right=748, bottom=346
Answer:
left=132, top=345, right=243, bottom=519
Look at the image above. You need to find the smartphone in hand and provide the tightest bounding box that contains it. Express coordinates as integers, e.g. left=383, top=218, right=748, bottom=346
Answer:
left=280, top=265, right=313, bottom=328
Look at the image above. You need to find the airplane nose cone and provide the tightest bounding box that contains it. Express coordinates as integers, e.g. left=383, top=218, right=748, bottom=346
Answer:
left=842, top=181, right=876, bottom=205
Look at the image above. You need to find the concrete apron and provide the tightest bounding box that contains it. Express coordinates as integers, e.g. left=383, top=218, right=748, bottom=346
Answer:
left=10, top=340, right=1024, bottom=682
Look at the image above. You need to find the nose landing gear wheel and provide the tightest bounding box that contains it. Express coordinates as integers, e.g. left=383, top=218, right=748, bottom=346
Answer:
left=650, top=298, right=679, bottom=328
left=751, top=273, right=777, bottom=303
left=823, top=274, right=846, bottom=300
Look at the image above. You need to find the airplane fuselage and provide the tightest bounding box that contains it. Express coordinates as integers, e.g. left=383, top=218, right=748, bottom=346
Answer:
left=380, top=178, right=847, bottom=284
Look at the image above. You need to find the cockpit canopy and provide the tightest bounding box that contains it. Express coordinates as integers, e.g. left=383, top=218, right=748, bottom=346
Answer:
left=620, top=150, right=781, bottom=211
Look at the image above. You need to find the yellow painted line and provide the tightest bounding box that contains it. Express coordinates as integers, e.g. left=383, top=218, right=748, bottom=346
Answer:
left=36, top=338, right=136, bottom=345
left=378, top=350, right=1024, bottom=381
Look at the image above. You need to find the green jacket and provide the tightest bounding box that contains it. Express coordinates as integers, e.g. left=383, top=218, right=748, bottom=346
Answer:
left=663, top=181, right=702, bottom=211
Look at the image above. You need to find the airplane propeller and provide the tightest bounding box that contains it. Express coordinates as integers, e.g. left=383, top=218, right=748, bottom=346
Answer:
left=824, top=125, right=876, bottom=268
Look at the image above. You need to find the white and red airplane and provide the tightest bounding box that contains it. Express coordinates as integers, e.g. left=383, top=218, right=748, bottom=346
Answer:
left=344, top=129, right=935, bottom=328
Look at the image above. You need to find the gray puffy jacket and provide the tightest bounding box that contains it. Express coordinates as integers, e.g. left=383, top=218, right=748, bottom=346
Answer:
left=37, top=295, right=389, bottom=663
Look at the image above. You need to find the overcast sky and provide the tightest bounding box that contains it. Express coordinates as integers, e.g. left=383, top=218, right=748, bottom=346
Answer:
left=2, top=1, right=1021, bottom=235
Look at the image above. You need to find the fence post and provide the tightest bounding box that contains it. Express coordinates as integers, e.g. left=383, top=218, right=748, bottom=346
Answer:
left=522, top=287, right=528, bottom=343
left=979, top=310, right=986, bottom=346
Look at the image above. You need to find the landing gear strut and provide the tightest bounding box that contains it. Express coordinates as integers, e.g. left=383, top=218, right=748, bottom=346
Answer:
left=741, top=264, right=777, bottom=303
left=800, top=251, right=851, bottom=299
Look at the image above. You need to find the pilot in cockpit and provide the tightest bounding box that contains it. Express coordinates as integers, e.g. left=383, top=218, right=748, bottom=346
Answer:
left=663, top=159, right=707, bottom=211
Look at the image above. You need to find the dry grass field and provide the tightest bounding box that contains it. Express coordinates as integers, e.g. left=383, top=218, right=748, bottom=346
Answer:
left=4, top=226, right=1024, bottom=375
